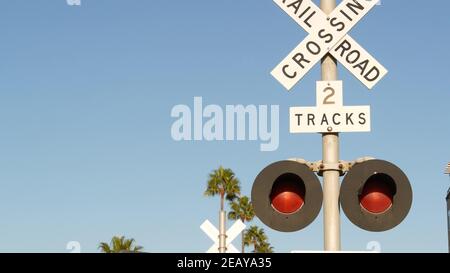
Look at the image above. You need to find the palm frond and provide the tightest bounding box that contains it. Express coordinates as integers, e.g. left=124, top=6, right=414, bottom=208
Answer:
left=227, top=195, right=255, bottom=222
left=98, top=242, right=112, bottom=253
left=256, top=242, right=274, bottom=253
left=133, top=245, right=144, bottom=253
left=99, top=236, right=143, bottom=253
left=243, top=226, right=270, bottom=252
left=228, top=210, right=238, bottom=220
left=204, top=166, right=241, bottom=204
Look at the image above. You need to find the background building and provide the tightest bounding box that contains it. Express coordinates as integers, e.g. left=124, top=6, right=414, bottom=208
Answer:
left=447, top=189, right=449, bottom=252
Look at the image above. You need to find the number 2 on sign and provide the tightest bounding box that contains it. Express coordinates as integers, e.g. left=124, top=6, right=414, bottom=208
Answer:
left=317, top=81, right=343, bottom=107
left=323, top=87, right=336, bottom=105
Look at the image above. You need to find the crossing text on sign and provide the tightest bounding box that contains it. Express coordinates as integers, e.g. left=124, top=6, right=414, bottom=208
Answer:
left=272, top=0, right=386, bottom=90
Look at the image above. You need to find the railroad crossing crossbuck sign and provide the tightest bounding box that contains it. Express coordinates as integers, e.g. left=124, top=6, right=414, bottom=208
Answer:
left=200, top=219, right=246, bottom=253
left=272, top=0, right=387, bottom=90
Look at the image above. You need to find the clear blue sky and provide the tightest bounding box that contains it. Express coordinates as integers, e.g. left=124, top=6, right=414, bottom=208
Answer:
left=0, top=0, right=448, bottom=253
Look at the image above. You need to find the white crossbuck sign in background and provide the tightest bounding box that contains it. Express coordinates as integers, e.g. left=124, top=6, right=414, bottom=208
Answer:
left=272, top=0, right=387, bottom=90
left=200, top=219, right=246, bottom=253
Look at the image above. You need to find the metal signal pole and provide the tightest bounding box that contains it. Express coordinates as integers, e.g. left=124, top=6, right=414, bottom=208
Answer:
left=320, top=0, right=341, bottom=251
left=447, top=189, right=450, bottom=253
left=446, top=164, right=450, bottom=252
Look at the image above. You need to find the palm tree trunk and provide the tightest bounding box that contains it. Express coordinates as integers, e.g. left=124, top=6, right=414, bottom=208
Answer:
left=220, top=193, right=224, bottom=211
left=241, top=230, right=245, bottom=253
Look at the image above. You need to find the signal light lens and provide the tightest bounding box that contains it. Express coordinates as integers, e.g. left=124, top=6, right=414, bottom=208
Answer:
left=270, top=173, right=305, bottom=214
left=359, top=173, right=396, bottom=214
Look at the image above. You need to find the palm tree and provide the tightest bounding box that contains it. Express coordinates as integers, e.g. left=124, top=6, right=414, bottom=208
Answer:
left=244, top=226, right=274, bottom=253
left=256, top=241, right=274, bottom=253
left=99, top=236, right=143, bottom=253
left=244, top=226, right=267, bottom=253
left=204, top=166, right=241, bottom=211
left=204, top=166, right=241, bottom=253
left=228, top=196, right=255, bottom=253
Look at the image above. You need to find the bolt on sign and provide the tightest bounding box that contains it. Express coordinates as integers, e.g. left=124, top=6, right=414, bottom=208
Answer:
left=271, top=0, right=387, bottom=91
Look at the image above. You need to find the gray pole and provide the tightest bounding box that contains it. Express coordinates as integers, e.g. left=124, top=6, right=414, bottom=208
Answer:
left=320, top=0, right=341, bottom=251
left=446, top=189, right=449, bottom=253
left=219, top=210, right=227, bottom=253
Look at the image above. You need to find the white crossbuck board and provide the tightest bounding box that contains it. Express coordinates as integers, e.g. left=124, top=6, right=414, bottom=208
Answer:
left=200, top=219, right=246, bottom=253
left=272, top=0, right=387, bottom=90
left=290, top=81, right=371, bottom=133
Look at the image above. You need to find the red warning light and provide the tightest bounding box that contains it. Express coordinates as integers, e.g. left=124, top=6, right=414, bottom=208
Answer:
left=359, top=174, right=395, bottom=214
left=270, top=174, right=305, bottom=214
